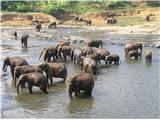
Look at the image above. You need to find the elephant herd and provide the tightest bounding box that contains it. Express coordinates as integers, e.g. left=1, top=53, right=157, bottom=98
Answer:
left=4, top=26, right=152, bottom=100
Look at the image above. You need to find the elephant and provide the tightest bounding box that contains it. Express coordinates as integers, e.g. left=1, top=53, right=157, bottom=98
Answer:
left=36, top=23, right=42, bottom=32
left=106, top=18, right=117, bottom=24
left=82, top=47, right=94, bottom=56
left=145, top=13, right=154, bottom=21
left=21, top=34, right=29, bottom=48
left=13, top=31, right=17, bottom=40
left=38, top=62, right=67, bottom=84
left=66, top=73, right=94, bottom=99
left=3, top=57, right=29, bottom=79
left=14, top=65, right=43, bottom=87
left=74, top=16, right=79, bottom=22
left=145, top=50, right=152, bottom=62
left=127, top=50, right=141, bottom=60
left=71, top=48, right=82, bottom=64
left=39, top=46, right=58, bottom=62
left=84, top=19, right=92, bottom=26
left=17, top=72, right=48, bottom=94
left=56, top=40, right=70, bottom=47
left=105, top=54, right=120, bottom=65
left=57, top=45, right=73, bottom=62
left=124, top=43, right=142, bottom=57
left=79, top=57, right=97, bottom=75
left=94, top=48, right=110, bottom=64
left=48, top=22, right=57, bottom=28
left=87, top=40, right=103, bottom=48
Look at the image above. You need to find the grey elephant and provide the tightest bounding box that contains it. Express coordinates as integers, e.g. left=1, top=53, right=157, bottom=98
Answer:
left=3, top=57, right=29, bottom=79
left=128, top=50, right=141, bottom=60
left=38, top=62, right=67, bottom=84
left=39, top=46, right=58, bottom=62
left=145, top=50, right=152, bottom=62
left=48, top=22, right=57, bottom=29
left=66, top=73, right=94, bottom=99
left=82, top=47, right=94, bottom=56
left=87, top=40, right=103, bottom=48
left=17, top=72, right=48, bottom=94
left=71, top=48, right=82, bottom=64
left=94, top=48, right=110, bottom=64
left=105, top=54, right=120, bottom=65
left=84, top=19, right=92, bottom=26
left=36, top=23, right=42, bottom=32
left=21, top=34, right=29, bottom=48
left=57, top=45, right=73, bottom=62
left=14, top=65, right=43, bottom=87
left=124, top=43, right=142, bottom=57
left=79, top=57, right=97, bottom=75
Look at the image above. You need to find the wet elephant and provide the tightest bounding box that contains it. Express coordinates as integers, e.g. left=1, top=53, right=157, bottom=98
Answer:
left=39, top=46, right=58, bottom=62
left=94, top=48, right=110, bottom=64
left=128, top=50, right=141, bottom=60
left=124, top=43, right=142, bottom=57
left=48, top=22, right=57, bottom=29
left=82, top=47, right=94, bottom=56
left=145, top=50, right=152, bottom=62
left=80, top=57, right=97, bottom=75
left=57, top=45, right=73, bottom=62
left=14, top=65, right=43, bottom=87
left=66, top=73, right=94, bottom=99
left=38, top=62, right=67, bottom=84
left=105, top=54, right=120, bottom=65
left=21, top=34, right=29, bottom=48
left=86, top=52, right=99, bottom=64
left=71, top=48, right=82, bottom=64
left=17, top=72, right=48, bottom=94
left=36, top=23, right=42, bottom=32
left=2, top=57, right=29, bottom=79
left=87, top=40, right=103, bottom=48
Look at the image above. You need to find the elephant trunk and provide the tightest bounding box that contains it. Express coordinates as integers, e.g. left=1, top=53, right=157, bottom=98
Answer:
left=3, top=63, right=7, bottom=72
left=16, top=78, right=22, bottom=94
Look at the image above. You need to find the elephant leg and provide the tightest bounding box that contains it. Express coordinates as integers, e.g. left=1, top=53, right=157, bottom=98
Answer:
left=11, top=67, right=14, bottom=79
left=109, top=61, right=112, bottom=64
left=86, top=88, right=92, bottom=96
left=50, top=76, right=53, bottom=85
left=28, top=85, right=33, bottom=94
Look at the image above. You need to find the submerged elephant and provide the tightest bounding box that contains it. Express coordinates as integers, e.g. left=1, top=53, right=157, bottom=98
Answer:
left=3, top=57, right=29, bottom=79
left=39, top=46, right=58, bottom=62
left=145, top=50, right=152, bottom=62
left=17, top=72, right=48, bottom=94
left=79, top=57, right=97, bottom=75
left=38, top=62, right=67, bottom=84
left=105, top=54, right=120, bottom=65
left=14, top=65, right=43, bottom=87
left=21, top=34, right=29, bottom=48
left=66, top=73, right=94, bottom=99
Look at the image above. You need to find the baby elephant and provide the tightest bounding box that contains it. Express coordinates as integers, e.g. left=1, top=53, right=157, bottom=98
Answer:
left=145, top=50, right=152, bottom=62
left=105, top=54, right=120, bottom=65
left=17, top=72, right=48, bottom=95
left=66, top=73, right=94, bottom=99
left=128, top=50, right=141, bottom=60
left=21, top=34, right=29, bottom=48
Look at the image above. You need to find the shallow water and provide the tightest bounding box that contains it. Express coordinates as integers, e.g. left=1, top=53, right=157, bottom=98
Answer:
left=1, top=26, right=160, bottom=118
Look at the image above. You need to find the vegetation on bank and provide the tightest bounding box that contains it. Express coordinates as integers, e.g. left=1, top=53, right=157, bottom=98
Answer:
left=1, top=0, right=160, bottom=15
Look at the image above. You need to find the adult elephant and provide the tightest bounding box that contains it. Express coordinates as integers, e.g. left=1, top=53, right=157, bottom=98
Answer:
left=82, top=47, right=94, bottom=56
left=48, top=22, right=57, bottom=29
left=87, top=40, right=103, bottom=48
left=124, top=43, right=142, bottom=57
left=36, top=23, right=42, bottom=32
left=39, top=46, right=58, bottom=62
left=94, top=48, right=110, bottom=64
left=79, top=57, right=97, bottom=75
left=127, top=50, right=141, bottom=60
left=17, top=72, right=48, bottom=94
left=14, top=65, right=43, bottom=87
left=145, top=50, right=152, bottom=62
left=105, top=54, right=120, bottom=65
left=2, top=57, right=29, bottom=79
left=57, top=45, right=73, bottom=62
left=21, top=34, right=29, bottom=48
left=71, top=48, right=82, bottom=64
left=66, top=73, right=94, bottom=99
left=84, top=19, right=92, bottom=26
left=38, top=62, right=67, bottom=85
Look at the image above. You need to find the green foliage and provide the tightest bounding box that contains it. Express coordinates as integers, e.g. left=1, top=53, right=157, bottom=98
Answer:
left=1, top=0, right=160, bottom=14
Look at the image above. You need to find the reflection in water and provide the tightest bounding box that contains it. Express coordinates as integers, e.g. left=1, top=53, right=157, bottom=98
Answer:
left=67, top=97, right=94, bottom=118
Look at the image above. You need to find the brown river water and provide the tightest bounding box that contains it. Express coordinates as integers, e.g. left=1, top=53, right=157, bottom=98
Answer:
left=0, top=26, right=160, bottom=118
